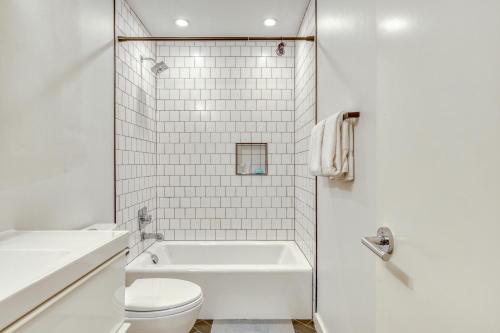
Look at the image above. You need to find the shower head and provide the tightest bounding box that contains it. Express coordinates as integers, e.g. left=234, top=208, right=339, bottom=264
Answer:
left=151, top=61, right=168, bottom=75
left=140, top=56, right=169, bottom=75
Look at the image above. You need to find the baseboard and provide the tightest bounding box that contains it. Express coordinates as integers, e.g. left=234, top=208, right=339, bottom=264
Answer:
left=313, top=313, right=327, bottom=333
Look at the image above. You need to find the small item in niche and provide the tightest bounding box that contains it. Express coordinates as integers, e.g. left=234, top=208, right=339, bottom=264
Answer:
left=239, top=163, right=250, bottom=175
left=255, top=167, right=265, bottom=175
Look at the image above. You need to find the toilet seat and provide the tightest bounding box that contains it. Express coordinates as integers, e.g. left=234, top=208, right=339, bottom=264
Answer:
left=125, top=296, right=203, bottom=319
left=125, top=278, right=203, bottom=319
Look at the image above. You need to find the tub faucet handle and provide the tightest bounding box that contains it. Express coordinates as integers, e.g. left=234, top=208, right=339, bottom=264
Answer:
left=138, top=207, right=152, bottom=229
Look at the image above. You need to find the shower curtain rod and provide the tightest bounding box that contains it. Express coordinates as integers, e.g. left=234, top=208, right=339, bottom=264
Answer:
left=117, top=36, right=315, bottom=42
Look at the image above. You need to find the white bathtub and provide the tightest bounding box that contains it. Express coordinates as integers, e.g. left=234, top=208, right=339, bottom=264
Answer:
left=126, top=241, right=312, bottom=319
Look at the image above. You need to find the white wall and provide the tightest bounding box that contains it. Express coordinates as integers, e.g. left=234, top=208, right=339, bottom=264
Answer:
left=317, top=0, right=500, bottom=332
left=115, top=0, right=157, bottom=262
left=0, top=0, right=114, bottom=231
left=294, top=0, right=317, bottom=268
left=315, top=0, right=376, bottom=332
left=376, top=0, right=500, bottom=332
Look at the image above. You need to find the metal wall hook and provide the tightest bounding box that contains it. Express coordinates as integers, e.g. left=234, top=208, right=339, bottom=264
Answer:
left=361, top=227, right=394, bottom=261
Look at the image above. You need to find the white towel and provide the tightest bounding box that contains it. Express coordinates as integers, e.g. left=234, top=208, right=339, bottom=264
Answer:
left=345, top=118, right=355, bottom=181
left=308, top=119, right=326, bottom=176
left=321, top=112, right=343, bottom=177
left=322, top=112, right=355, bottom=181
left=330, top=118, right=354, bottom=181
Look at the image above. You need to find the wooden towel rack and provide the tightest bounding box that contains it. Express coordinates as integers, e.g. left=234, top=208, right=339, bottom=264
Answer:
left=343, top=112, right=360, bottom=121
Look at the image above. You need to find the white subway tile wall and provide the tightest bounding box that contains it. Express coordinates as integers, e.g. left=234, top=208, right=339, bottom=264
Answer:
left=294, top=0, right=317, bottom=266
left=155, top=41, right=296, bottom=241
left=115, top=0, right=157, bottom=261
left=115, top=0, right=318, bottom=261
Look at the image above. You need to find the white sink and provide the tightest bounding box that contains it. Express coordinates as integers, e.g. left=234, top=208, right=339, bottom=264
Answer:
left=0, top=230, right=129, bottom=330
left=0, top=249, right=70, bottom=299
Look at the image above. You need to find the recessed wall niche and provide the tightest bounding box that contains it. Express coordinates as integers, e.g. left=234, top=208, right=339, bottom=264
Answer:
left=235, top=143, right=268, bottom=176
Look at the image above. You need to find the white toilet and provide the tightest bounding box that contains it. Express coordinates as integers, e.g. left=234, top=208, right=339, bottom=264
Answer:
left=125, top=278, right=203, bottom=333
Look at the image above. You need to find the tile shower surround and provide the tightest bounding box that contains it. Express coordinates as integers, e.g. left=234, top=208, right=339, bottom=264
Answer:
left=115, top=0, right=317, bottom=264
left=155, top=41, right=296, bottom=241
left=115, top=0, right=157, bottom=262
left=294, top=0, right=316, bottom=266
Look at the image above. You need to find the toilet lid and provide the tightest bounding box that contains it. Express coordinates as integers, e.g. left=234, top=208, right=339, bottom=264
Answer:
left=125, top=278, right=202, bottom=312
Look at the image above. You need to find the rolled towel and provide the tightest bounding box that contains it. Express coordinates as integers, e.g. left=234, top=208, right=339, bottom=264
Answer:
left=308, top=119, right=326, bottom=176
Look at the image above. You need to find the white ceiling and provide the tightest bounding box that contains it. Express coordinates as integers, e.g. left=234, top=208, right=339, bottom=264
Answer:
left=127, top=0, right=311, bottom=37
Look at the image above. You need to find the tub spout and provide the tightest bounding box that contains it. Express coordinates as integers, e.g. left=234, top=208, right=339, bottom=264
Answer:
left=144, top=251, right=160, bottom=264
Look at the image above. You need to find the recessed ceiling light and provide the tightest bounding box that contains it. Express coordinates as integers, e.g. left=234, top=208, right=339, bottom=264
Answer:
left=264, top=18, right=277, bottom=27
left=175, top=18, right=189, bottom=27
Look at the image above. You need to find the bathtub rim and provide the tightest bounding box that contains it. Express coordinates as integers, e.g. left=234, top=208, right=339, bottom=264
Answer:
left=126, top=241, right=312, bottom=273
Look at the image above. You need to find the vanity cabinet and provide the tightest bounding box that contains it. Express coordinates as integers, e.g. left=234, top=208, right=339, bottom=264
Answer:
left=4, top=253, right=127, bottom=333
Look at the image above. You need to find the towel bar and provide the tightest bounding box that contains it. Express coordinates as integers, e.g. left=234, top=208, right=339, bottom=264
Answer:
left=343, top=112, right=360, bottom=120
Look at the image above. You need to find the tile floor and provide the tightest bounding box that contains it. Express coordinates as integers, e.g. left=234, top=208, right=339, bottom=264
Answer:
left=190, top=320, right=316, bottom=333
left=291, top=320, right=317, bottom=333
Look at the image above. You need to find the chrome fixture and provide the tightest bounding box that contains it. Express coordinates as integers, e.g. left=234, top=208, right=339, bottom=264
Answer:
left=144, top=251, right=160, bottom=264
left=138, top=207, right=163, bottom=242
left=138, top=206, right=152, bottom=230
left=140, top=56, right=169, bottom=75
left=141, top=232, right=164, bottom=242
left=361, top=226, right=394, bottom=261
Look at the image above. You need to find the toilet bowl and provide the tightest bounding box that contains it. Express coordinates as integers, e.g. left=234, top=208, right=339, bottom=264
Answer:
left=125, top=278, right=203, bottom=333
